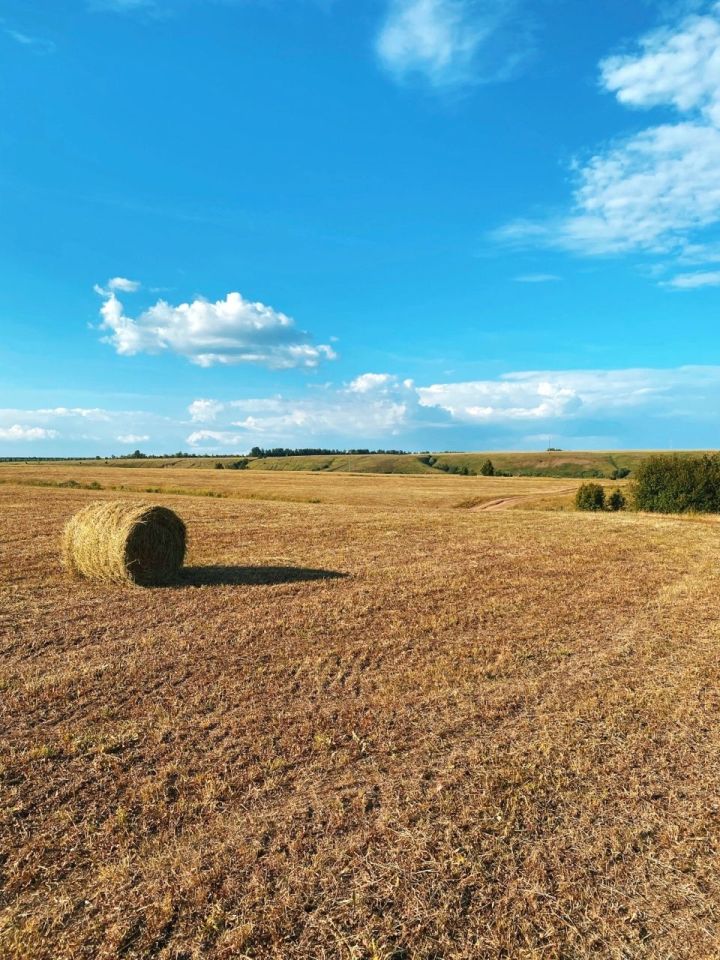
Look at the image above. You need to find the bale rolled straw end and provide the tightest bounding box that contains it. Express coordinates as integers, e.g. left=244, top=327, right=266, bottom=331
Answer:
left=62, top=500, right=186, bottom=586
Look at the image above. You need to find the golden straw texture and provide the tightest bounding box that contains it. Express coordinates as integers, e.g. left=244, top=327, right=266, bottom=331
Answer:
left=62, top=500, right=186, bottom=585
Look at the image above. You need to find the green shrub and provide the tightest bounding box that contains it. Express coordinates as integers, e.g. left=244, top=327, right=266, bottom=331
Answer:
left=632, top=453, right=720, bottom=513
left=480, top=459, right=495, bottom=477
left=575, top=482, right=606, bottom=511
left=611, top=467, right=631, bottom=480
left=607, top=489, right=626, bottom=512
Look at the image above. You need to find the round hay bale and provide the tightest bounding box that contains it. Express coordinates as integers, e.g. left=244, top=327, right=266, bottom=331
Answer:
left=62, top=500, right=186, bottom=585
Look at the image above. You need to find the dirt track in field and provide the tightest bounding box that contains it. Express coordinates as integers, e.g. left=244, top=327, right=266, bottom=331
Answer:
left=473, top=486, right=578, bottom=511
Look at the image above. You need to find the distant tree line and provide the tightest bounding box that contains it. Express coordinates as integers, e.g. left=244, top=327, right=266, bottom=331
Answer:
left=247, top=447, right=410, bottom=458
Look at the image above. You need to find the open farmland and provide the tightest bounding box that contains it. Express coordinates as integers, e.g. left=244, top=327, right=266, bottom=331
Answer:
left=0, top=462, right=588, bottom=512
left=2, top=468, right=720, bottom=958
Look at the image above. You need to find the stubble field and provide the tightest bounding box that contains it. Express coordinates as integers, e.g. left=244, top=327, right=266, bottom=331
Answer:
left=2, top=465, right=720, bottom=959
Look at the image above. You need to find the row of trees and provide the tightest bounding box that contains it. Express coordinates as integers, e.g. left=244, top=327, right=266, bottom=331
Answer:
left=111, top=447, right=413, bottom=461
left=247, top=447, right=409, bottom=458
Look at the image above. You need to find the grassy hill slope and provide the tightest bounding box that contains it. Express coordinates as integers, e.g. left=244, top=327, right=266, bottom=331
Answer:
left=11, top=449, right=715, bottom=478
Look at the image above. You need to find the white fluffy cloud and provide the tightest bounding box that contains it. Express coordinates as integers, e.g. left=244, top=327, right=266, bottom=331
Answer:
left=188, top=399, right=226, bottom=423
left=418, top=376, right=581, bottom=421
left=376, top=0, right=526, bottom=87
left=108, top=276, right=140, bottom=292
left=0, top=425, right=59, bottom=441
left=117, top=433, right=150, bottom=443
left=96, top=286, right=336, bottom=369
left=601, top=7, right=720, bottom=124
left=347, top=372, right=396, bottom=393
left=185, top=430, right=245, bottom=447
left=497, top=3, right=720, bottom=274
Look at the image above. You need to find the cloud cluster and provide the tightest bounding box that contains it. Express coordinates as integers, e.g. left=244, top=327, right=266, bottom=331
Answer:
left=186, top=375, right=415, bottom=446
left=497, top=3, right=720, bottom=279
left=0, top=406, right=169, bottom=449
left=416, top=367, right=712, bottom=422
left=4, top=367, right=720, bottom=451
left=184, top=365, right=720, bottom=449
left=95, top=283, right=336, bottom=369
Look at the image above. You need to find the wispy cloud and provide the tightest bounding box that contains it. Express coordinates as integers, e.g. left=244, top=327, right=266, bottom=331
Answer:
left=513, top=273, right=560, bottom=283
left=87, top=0, right=159, bottom=12
left=108, top=276, right=141, bottom=293
left=663, top=269, right=720, bottom=288
left=93, top=276, right=142, bottom=296
left=375, top=0, right=530, bottom=88
left=94, top=282, right=336, bottom=369
left=4, top=27, right=55, bottom=53
left=495, top=2, right=720, bottom=285
left=0, top=406, right=171, bottom=451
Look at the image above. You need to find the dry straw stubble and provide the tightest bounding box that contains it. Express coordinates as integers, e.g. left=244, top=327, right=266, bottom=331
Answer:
left=61, top=499, right=186, bottom=585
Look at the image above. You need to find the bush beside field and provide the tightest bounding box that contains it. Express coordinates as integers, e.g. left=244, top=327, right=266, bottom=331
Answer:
left=633, top=453, right=720, bottom=513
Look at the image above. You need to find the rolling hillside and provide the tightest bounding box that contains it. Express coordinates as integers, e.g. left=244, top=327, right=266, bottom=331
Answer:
left=6, top=449, right=715, bottom=478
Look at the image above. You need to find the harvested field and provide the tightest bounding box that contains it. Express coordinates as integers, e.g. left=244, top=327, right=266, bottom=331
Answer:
left=2, top=470, right=720, bottom=958
left=0, top=463, right=602, bottom=512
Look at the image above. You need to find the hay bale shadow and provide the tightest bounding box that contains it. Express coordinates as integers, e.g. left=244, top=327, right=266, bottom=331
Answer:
left=176, top=565, right=348, bottom=588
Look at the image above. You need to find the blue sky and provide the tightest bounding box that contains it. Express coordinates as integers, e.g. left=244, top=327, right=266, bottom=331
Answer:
left=3, top=0, right=720, bottom=454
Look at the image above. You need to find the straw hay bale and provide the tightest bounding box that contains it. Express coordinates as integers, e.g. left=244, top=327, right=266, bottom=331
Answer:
left=62, top=500, right=186, bottom=585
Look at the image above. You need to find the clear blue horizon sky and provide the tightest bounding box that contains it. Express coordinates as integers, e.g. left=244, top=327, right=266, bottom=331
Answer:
left=3, top=0, right=720, bottom=455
